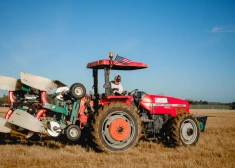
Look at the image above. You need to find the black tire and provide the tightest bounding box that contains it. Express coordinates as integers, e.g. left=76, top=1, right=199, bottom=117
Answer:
left=170, top=113, right=200, bottom=146
left=0, top=133, right=6, bottom=144
left=69, top=83, right=86, bottom=100
left=65, top=124, right=82, bottom=142
left=91, top=102, right=141, bottom=152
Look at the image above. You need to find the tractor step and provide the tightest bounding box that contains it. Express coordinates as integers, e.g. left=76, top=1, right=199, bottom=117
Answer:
left=142, top=119, right=154, bottom=122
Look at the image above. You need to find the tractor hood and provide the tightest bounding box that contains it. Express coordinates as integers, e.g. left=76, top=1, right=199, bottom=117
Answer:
left=139, top=93, right=189, bottom=116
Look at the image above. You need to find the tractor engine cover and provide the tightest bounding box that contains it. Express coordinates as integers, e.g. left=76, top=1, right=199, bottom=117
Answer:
left=139, top=93, right=190, bottom=117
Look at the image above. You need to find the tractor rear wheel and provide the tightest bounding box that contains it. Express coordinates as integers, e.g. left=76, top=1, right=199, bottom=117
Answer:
left=91, top=102, right=141, bottom=152
left=170, top=113, right=200, bottom=146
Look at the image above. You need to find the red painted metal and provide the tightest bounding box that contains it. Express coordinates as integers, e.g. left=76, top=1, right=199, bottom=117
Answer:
left=34, top=92, right=48, bottom=119
left=4, top=91, right=15, bottom=119
left=8, top=91, right=15, bottom=102
left=40, top=91, right=47, bottom=103
left=77, top=96, right=88, bottom=128
left=99, top=95, right=132, bottom=106
left=35, top=109, right=47, bottom=119
left=87, top=59, right=147, bottom=70
left=140, top=94, right=189, bottom=117
left=5, top=109, right=13, bottom=120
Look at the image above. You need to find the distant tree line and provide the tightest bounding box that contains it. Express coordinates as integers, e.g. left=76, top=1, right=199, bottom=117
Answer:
left=186, top=99, right=209, bottom=105
left=185, top=99, right=235, bottom=109
left=0, top=94, right=8, bottom=106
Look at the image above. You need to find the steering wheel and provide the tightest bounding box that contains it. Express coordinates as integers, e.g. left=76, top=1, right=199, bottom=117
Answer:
left=128, top=89, right=138, bottom=96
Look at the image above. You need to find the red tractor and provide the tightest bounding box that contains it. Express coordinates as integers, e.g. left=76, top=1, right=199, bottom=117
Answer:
left=0, top=52, right=200, bottom=153
left=86, top=52, right=200, bottom=152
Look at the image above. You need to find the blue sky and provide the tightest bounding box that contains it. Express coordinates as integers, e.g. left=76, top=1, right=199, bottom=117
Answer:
left=0, top=0, right=235, bottom=102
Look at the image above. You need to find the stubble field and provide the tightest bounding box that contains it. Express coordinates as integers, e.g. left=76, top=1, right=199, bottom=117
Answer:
left=0, top=107, right=234, bottom=168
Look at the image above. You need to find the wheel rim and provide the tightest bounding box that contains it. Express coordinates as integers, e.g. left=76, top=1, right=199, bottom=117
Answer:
left=47, top=121, right=61, bottom=137
left=180, top=118, right=198, bottom=145
left=102, top=111, right=136, bottom=149
left=69, top=128, right=79, bottom=138
left=109, top=118, right=130, bottom=141
left=75, top=87, right=83, bottom=96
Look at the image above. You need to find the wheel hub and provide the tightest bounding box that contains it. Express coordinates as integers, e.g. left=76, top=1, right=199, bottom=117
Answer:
left=187, top=128, right=194, bottom=136
left=180, top=119, right=198, bottom=145
left=109, top=118, right=130, bottom=141
left=47, top=121, right=62, bottom=137
left=117, top=126, right=124, bottom=133
left=70, top=128, right=78, bottom=138
left=75, top=87, right=82, bottom=95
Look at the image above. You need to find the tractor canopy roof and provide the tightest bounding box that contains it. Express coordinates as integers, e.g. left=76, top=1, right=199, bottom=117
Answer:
left=86, top=59, right=147, bottom=70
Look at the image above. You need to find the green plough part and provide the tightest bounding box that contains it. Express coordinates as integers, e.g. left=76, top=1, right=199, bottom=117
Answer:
left=42, top=103, right=67, bottom=115
left=70, top=100, right=80, bottom=124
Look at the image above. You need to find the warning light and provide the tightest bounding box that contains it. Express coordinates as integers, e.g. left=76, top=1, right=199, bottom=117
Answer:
left=109, top=52, right=113, bottom=59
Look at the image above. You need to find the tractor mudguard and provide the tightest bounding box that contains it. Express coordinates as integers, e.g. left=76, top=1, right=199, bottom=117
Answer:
left=7, top=109, right=47, bottom=133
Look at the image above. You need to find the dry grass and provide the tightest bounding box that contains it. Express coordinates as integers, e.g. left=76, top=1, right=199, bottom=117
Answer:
left=0, top=108, right=235, bottom=168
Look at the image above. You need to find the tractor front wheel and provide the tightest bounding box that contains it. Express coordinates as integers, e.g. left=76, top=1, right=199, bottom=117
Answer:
left=65, top=124, right=82, bottom=142
left=91, top=102, right=141, bottom=152
left=170, top=113, right=200, bottom=146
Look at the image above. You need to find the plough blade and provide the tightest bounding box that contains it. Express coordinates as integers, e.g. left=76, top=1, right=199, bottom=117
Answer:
left=20, top=72, right=66, bottom=93
left=7, top=109, right=47, bottom=133
left=0, top=76, right=22, bottom=91
left=0, top=117, right=11, bottom=133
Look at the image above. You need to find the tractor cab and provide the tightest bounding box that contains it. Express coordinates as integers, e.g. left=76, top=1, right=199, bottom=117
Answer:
left=86, top=52, right=147, bottom=106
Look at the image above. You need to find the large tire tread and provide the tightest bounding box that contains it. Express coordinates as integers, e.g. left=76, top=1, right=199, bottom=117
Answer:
left=69, top=83, right=86, bottom=100
left=170, top=113, right=200, bottom=147
left=91, top=102, right=141, bottom=152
